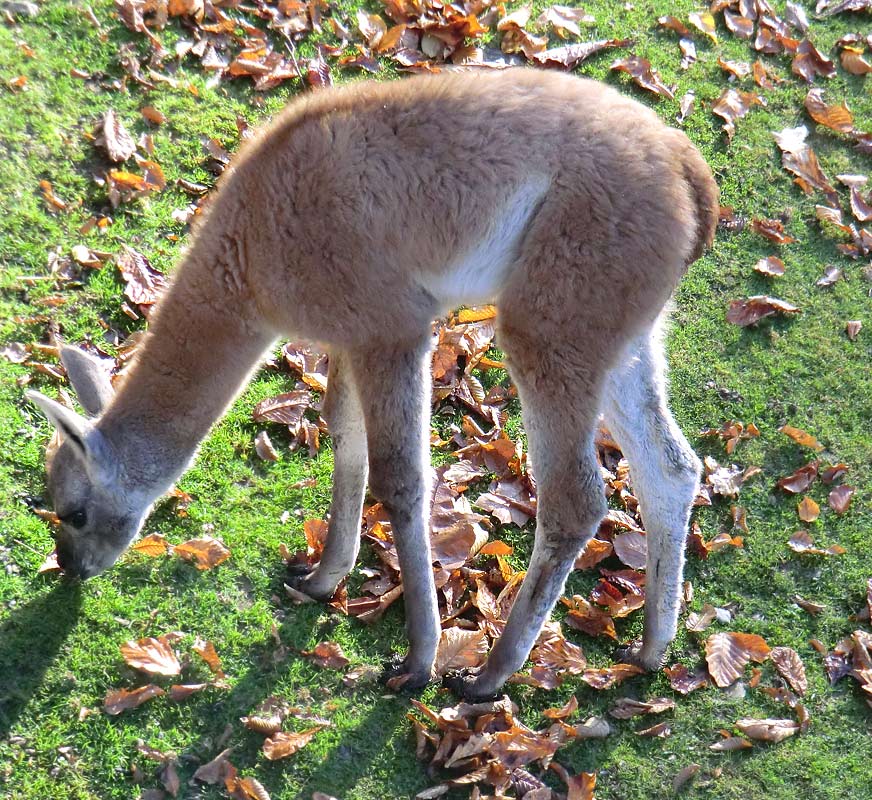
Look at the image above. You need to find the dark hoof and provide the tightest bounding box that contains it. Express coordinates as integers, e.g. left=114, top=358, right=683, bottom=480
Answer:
left=442, top=668, right=501, bottom=702
left=613, top=640, right=662, bottom=671
left=380, top=654, right=432, bottom=693
left=285, top=566, right=335, bottom=603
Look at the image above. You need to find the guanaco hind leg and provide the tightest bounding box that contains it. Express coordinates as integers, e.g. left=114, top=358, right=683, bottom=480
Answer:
left=287, top=350, right=368, bottom=601
left=603, top=330, right=702, bottom=670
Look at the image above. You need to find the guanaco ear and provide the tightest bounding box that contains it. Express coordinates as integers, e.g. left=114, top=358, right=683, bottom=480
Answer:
left=60, top=346, right=114, bottom=416
left=25, top=390, right=117, bottom=480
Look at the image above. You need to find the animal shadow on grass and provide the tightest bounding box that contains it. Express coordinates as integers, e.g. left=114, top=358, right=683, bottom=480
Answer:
left=0, top=582, right=83, bottom=738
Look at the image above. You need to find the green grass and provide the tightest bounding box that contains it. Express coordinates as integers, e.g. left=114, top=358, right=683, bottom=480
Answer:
left=2, top=1, right=872, bottom=798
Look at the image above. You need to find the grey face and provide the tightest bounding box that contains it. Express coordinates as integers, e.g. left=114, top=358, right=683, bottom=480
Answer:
left=47, top=441, right=145, bottom=579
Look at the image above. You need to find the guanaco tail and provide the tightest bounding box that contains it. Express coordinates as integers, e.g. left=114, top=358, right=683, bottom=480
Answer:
left=27, top=69, right=718, bottom=700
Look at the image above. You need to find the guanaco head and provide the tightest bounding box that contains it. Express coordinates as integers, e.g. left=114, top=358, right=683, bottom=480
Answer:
left=26, top=347, right=150, bottom=579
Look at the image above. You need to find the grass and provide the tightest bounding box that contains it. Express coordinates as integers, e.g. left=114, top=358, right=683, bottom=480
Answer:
left=1, top=1, right=871, bottom=798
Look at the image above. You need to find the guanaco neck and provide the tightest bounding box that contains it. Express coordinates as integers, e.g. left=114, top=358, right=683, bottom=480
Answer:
left=97, top=239, right=276, bottom=503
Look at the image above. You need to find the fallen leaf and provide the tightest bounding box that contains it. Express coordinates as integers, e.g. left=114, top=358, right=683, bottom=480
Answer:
left=770, top=646, right=807, bottom=695
left=104, top=684, right=165, bottom=715
left=301, top=641, right=349, bottom=670
left=754, top=256, right=786, bottom=276
left=95, top=109, right=136, bottom=162
left=773, top=125, right=839, bottom=205
left=192, top=747, right=235, bottom=784
left=779, top=425, right=824, bottom=450
left=132, top=532, right=170, bottom=557
left=792, top=39, right=836, bottom=83
left=608, top=696, right=675, bottom=719
left=664, top=663, right=709, bottom=694
left=840, top=46, right=872, bottom=75
left=726, top=296, right=800, bottom=326
left=736, top=717, right=799, bottom=743
left=828, top=484, right=855, bottom=513
left=845, top=320, right=863, bottom=340
left=710, top=735, right=753, bottom=751
left=612, top=530, right=647, bottom=570
left=262, top=727, right=323, bottom=760
left=543, top=694, right=579, bottom=721
left=688, top=10, right=717, bottom=43
left=713, top=88, right=765, bottom=139
left=672, top=763, right=701, bottom=792
left=532, top=38, right=631, bottom=68
left=580, top=663, right=644, bottom=690
left=705, top=632, right=770, bottom=687
left=120, top=636, right=181, bottom=676
left=804, top=88, right=854, bottom=134
left=751, top=217, right=796, bottom=244
left=169, top=683, right=210, bottom=701
left=788, top=530, right=845, bottom=556
left=192, top=638, right=224, bottom=677
left=797, top=496, right=820, bottom=522
left=610, top=55, right=675, bottom=99
left=173, top=536, right=231, bottom=569
left=254, top=430, right=279, bottom=461
left=434, top=627, right=488, bottom=676
left=777, top=462, right=819, bottom=494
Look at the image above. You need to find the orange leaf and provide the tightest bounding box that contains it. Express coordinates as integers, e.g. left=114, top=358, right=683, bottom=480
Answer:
left=705, top=632, right=770, bottom=687
left=478, top=540, right=514, bottom=556
left=262, top=727, right=323, bottom=761
left=120, top=636, right=181, bottom=676
left=797, top=496, right=820, bottom=522
left=779, top=425, right=824, bottom=451
left=192, top=638, right=224, bottom=677
left=300, top=641, right=349, bottom=670
left=132, top=532, right=170, bottom=557
left=433, top=627, right=488, bottom=676
left=769, top=646, right=807, bottom=696
left=104, top=684, right=165, bottom=715
left=173, top=536, right=231, bottom=569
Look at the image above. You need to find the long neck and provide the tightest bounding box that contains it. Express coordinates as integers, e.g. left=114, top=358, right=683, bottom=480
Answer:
left=98, top=243, right=276, bottom=503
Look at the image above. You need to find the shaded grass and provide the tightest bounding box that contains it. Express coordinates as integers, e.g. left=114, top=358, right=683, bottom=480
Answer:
left=1, top=1, right=872, bottom=798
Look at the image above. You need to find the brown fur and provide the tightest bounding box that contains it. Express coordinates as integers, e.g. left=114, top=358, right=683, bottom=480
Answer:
left=28, top=69, right=718, bottom=699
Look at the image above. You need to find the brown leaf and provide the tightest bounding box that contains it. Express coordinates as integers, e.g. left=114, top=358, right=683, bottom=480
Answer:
left=192, top=638, right=224, bottom=677
left=840, top=46, right=872, bottom=75
left=751, top=217, right=796, bottom=244
left=776, top=462, right=819, bottom=494
left=773, top=125, right=839, bottom=205
left=563, top=596, right=617, bottom=640
left=132, top=532, right=170, bottom=557
left=610, top=55, right=675, bottom=99
left=103, top=684, right=165, bottom=715
left=718, top=57, right=752, bottom=78
left=688, top=10, right=717, bottom=43
left=726, top=296, right=800, bottom=326
left=612, top=530, right=647, bottom=570
left=753, top=256, right=786, bottom=276
left=664, top=663, right=709, bottom=694
left=230, top=776, right=272, bottom=800
left=434, top=627, right=488, bottom=676
left=262, top=727, right=323, bottom=760
left=169, top=683, right=210, bottom=701
left=141, top=105, right=166, bottom=125
left=736, top=717, right=799, bottom=743
left=576, top=537, right=613, bottom=569
left=779, top=425, right=824, bottom=451
left=254, top=430, right=279, bottom=461
left=532, top=38, right=631, bottom=68
left=705, top=632, right=770, bottom=687
left=788, top=530, right=845, bottom=556
left=792, top=594, right=825, bottom=615
left=173, top=536, right=231, bottom=570
left=712, top=88, right=765, bottom=139
left=770, top=646, right=807, bottom=696
left=609, top=696, right=675, bottom=719
left=828, top=484, right=855, bottom=513
left=252, top=391, right=311, bottom=429
left=38, top=550, right=62, bottom=574
left=820, top=463, right=849, bottom=484
left=804, top=89, right=854, bottom=134
left=797, top=496, right=820, bottom=522
left=192, top=747, right=236, bottom=785
left=96, top=109, right=136, bottom=162
left=672, top=763, right=701, bottom=792
left=580, top=663, right=644, bottom=690
left=709, top=735, right=753, bottom=751
left=116, top=246, right=167, bottom=307
left=120, top=637, right=181, bottom=676
left=792, top=39, right=836, bottom=83
left=686, top=604, right=717, bottom=633
left=543, top=694, right=579, bottom=720
left=550, top=764, right=596, bottom=800
left=301, top=641, right=349, bottom=670
left=724, top=9, right=754, bottom=38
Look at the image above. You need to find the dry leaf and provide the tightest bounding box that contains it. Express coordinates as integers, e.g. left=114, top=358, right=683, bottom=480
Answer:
left=132, top=532, right=170, bottom=557
left=610, top=55, right=674, bottom=99
left=828, top=484, right=855, bottom=513
left=542, top=694, right=578, bottom=720
left=192, top=747, right=235, bottom=784
left=608, top=696, right=675, bottom=719
left=170, top=535, right=231, bottom=569
left=168, top=683, right=210, bottom=701
left=754, top=256, right=786, bottom=276
left=688, top=10, right=717, bottom=43
left=705, top=632, right=770, bottom=687
left=532, top=38, right=631, bottom=68
left=797, top=496, right=820, bottom=522
left=96, top=109, right=136, bottom=162
left=713, top=88, right=765, bottom=139
left=192, top=638, right=224, bottom=677
left=788, top=530, right=845, bottom=556
left=434, top=627, right=488, bottom=676
left=664, top=663, right=709, bottom=694
left=792, top=39, right=836, bottom=83
left=779, top=425, right=824, bottom=451
left=117, top=246, right=167, bottom=307
left=804, top=89, right=854, bottom=134
left=672, top=763, right=701, bottom=792
left=751, top=217, right=796, bottom=244
left=262, top=727, right=323, bottom=760
left=776, top=462, right=819, bottom=494
left=104, top=684, right=165, bottom=715
left=120, top=636, right=181, bottom=676
left=301, top=641, right=350, bottom=670
left=845, top=320, right=863, bottom=340
left=770, top=646, right=807, bottom=695
left=580, top=663, right=644, bottom=690
left=726, top=296, right=800, bottom=326
left=710, top=735, right=753, bottom=751
left=736, top=717, right=799, bottom=743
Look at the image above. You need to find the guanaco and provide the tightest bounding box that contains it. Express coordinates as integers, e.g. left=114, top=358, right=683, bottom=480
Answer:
left=27, top=69, right=718, bottom=700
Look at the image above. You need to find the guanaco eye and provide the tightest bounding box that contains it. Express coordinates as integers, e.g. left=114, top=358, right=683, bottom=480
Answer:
left=62, top=509, right=87, bottom=529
